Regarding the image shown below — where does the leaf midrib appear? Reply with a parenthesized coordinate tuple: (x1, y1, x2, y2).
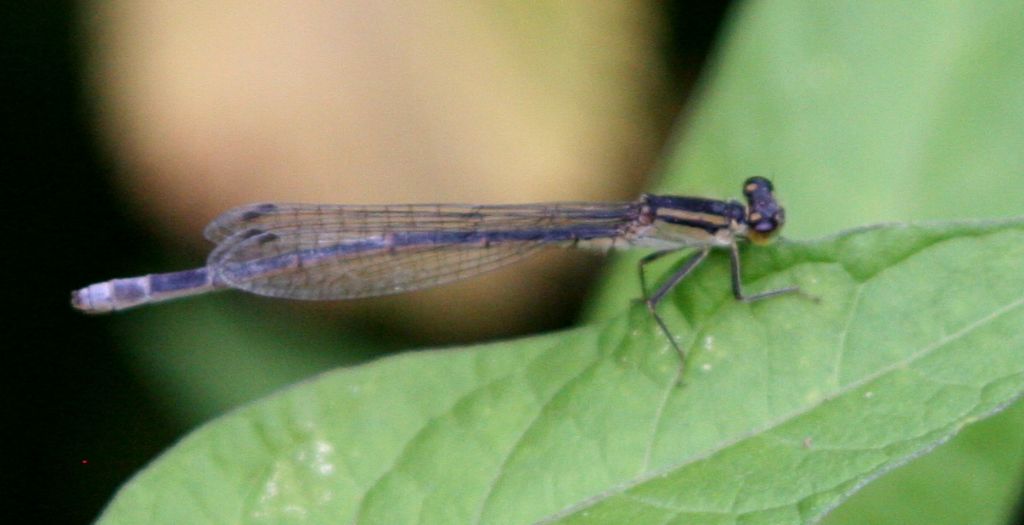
(534, 290, 1024, 523)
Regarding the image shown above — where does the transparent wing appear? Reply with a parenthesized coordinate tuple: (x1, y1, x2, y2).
(204, 202, 635, 242)
(205, 202, 637, 300)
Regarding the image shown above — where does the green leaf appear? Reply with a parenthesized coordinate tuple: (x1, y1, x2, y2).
(823, 399, 1024, 525)
(97, 218, 1024, 524)
(588, 2, 1024, 523)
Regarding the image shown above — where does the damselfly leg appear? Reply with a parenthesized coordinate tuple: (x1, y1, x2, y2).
(728, 242, 799, 302)
(638, 242, 800, 373)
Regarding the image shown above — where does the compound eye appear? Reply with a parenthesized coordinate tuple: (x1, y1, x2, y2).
(743, 176, 774, 196)
(752, 218, 778, 233)
(747, 215, 781, 244)
(742, 178, 784, 244)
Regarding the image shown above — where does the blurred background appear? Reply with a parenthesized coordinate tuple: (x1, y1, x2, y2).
(8, 2, 729, 522)
(6, 2, 1024, 523)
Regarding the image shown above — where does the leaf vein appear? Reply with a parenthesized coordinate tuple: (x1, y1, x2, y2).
(537, 293, 1024, 522)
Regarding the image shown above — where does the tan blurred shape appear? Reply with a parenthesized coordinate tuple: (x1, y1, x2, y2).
(84, 1, 667, 340)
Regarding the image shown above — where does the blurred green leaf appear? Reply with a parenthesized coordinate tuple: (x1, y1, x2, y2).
(98, 218, 1024, 524)
(823, 398, 1024, 525)
(589, 2, 1024, 523)
(115, 297, 385, 424)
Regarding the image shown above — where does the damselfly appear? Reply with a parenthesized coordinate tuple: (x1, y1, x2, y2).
(72, 177, 798, 366)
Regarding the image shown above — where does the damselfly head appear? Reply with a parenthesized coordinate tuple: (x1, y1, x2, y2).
(742, 177, 785, 244)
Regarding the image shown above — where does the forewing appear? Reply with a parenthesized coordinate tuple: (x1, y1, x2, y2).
(205, 202, 635, 300)
(204, 202, 634, 243)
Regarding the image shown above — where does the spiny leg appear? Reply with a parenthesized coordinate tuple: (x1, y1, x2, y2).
(729, 241, 799, 302)
(641, 248, 710, 370)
